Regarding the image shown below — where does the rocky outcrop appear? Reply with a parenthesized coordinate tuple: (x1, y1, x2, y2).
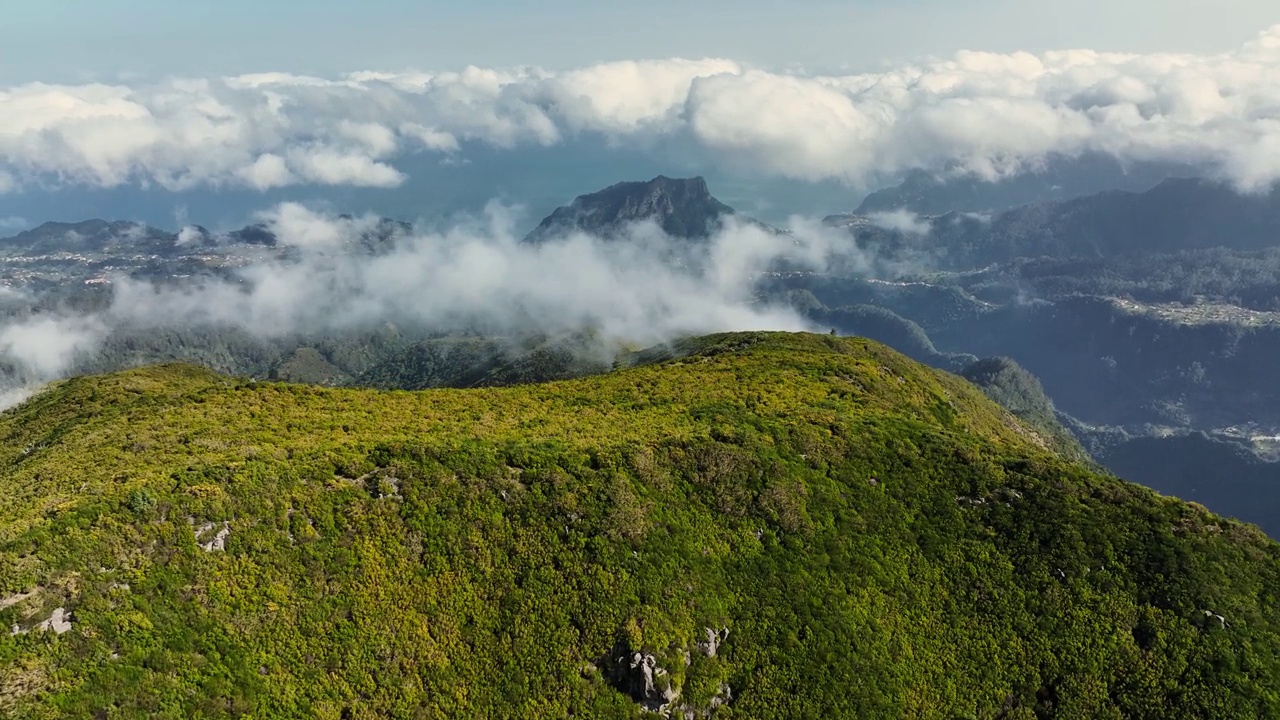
(523, 176, 776, 243)
(625, 652, 680, 714)
(194, 521, 231, 552)
(606, 626, 734, 718)
(10, 607, 71, 636)
(697, 627, 728, 658)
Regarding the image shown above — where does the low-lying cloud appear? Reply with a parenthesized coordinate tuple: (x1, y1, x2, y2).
(1, 26, 1279, 193)
(0, 315, 105, 381)
(105, 203, 831, 340)
(0, 203, 869, 403)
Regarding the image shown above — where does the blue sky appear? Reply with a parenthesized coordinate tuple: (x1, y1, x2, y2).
(1, 0, 1275, 82)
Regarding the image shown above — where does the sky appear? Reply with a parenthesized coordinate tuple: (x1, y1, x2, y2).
(0, 2, 1276, 230)
(1, 0, 1275, 82)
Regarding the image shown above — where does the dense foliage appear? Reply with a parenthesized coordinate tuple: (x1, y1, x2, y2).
(1100, 432, 1280, 537)
(959, 357, 1092, 465)
(2, 332, 1279, 719)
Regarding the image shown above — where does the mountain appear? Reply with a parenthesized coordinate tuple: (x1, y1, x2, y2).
(0, 220, 176, 257)
(959, 356, 1093, 465)
(854, 154, 1195, 216)
(0, 215, 414, 263)
(829, 178, 1280, 270)
(3, 332, 1280, 718)
(969, 178, 1280, 262)
(523, 175, 763, 243)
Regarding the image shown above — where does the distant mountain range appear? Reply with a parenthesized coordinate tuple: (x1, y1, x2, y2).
(855, 154, 1198, 216)
(828, 177, 1280, 269)
(0, 216, 417, 260)
(1, 175, 762, 261)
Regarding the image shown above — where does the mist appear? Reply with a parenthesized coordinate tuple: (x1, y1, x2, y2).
(0, 201, 872, 407)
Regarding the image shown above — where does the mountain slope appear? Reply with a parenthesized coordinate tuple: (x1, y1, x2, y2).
(960, 356, 1093, 465)
(356, 334, 613, 390)
(854, 155, 1192, 216)
(2, 332, 1279, 719)
(973, 178, 1280, 262)
(830, 178, 1280, 270)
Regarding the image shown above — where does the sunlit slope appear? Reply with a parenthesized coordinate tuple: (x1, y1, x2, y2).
(1, 332, 1278, 719)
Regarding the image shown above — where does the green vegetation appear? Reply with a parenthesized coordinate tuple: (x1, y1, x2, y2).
(357, 333, 613, 390)
(1, 332, 1279, 719)
(960, 357, 1093, 465)
(808, 303, 977, 371)
(270, 348, 352, 387)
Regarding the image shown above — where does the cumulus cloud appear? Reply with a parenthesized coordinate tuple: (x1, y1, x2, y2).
(1, 27, 1279, 192)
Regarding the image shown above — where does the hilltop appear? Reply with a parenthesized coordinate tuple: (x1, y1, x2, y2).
(2, 332, 1279, 718)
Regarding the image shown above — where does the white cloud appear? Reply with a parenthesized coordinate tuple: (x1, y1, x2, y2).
(175, 225, 204, 246)
(98, 204, 851, 346)
(0, 26, 1278, 192)
(867, 210, 932, 235)
(540, 58, 741, 134)
(0, 386, 35, 412)
(338, 121, 399, 158)
(284, 148, 406, 188)
(238, 154, 293, 190)
(0, 316, 105, 378)
(400, 123, 461, 153)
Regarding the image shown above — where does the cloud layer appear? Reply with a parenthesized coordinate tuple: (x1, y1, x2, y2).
(1, 26, 1279, 193)
(104, 203, 836, 341)
(0, 203, 873, 395)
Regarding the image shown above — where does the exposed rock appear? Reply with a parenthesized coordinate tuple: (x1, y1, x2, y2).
(697, 627, 729, 658)
(40, 607, 72, 634)
(1203, 610, 1230, 629)
(678, 683, 734, 719)
(622, 652, 679, 713)
(195, 521, 231, 552)
(523, 175, 780, 244)
(607, 629, 735, 718)
(11, 607, 72, 636)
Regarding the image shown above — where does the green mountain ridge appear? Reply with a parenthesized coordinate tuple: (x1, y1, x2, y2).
(1, 332, 1279, 719)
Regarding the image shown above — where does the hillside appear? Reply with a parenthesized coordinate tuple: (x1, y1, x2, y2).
(829, 178, 1280, 270)
(853, 155, 1189, 216)
(959, 357, 1093, 466)
(357, 334, 614, 390)
(2, 332, 1280, 719)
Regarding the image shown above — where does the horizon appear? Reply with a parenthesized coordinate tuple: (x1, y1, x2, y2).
(3, 1, 1276, 84)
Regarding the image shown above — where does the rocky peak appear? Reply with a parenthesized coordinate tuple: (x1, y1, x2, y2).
(523, 175, 741, 243)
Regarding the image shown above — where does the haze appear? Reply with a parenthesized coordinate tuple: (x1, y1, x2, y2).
(2, 0, 1276, 83)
